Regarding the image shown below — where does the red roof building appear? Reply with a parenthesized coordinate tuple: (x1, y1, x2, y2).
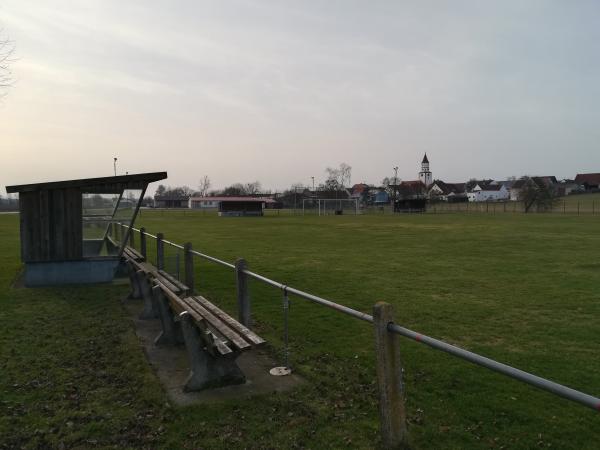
(574, 173, 600, 190)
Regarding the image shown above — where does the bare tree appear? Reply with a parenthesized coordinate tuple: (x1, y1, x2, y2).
(0, 30, 14, 98)
(178, 185, 195, 197)
(197, 175, 211, 197)
(518, 176, 559, 213)
(339, 163, 352, 189)
(244, 181, 262, 195)
(325, 167, 341, 190)
(325, 163, 352, 189)
(325, 163, 352, 209)
(221, 183, 246, 196)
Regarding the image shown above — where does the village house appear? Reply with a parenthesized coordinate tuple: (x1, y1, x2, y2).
(467, 183, 510, 202)
(189, 196, 276, 216)
(153, 193, 190, 208)
(557, 179, 580, 196)
(189, 196, 276, 210)
(428, 180, 467, 202)
(574, 173, 600, 192)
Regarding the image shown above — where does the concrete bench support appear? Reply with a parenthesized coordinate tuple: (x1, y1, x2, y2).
(154, 286, 184, 346)
(179, 312, 246, 392)
(138, 271, 158, 319)
(127, 264, 142, 299)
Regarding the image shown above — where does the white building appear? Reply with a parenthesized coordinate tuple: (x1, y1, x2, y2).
(467, 183, 509, 202)
(189, 196, 277, 209)
(418, 153, 433, 187)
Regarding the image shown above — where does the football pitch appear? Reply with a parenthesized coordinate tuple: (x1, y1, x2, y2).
(1, 211, 599, 449)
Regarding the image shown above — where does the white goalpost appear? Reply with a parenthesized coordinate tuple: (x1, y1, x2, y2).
(302, 198, 360, 216)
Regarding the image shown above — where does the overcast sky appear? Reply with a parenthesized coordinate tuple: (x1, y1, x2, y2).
(1, 1, 599, 193)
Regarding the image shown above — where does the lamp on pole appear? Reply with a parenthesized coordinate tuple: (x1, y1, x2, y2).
(393, 166, 399, 211)
(113, 157, 118, 176)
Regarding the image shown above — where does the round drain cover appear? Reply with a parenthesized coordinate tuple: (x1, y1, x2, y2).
(270, 366, 292, 376)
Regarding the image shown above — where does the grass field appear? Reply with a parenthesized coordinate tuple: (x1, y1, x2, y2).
(1, 211, 599, 449)
(422, 193, 600, 214)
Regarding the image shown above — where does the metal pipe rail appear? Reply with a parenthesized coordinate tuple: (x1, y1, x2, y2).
(122, 224, 600, 412)
(162, 239, 184, 250)
(387, 323, 600, 412)
(189, 249, 236, 269)
(245, 269, 599, 411)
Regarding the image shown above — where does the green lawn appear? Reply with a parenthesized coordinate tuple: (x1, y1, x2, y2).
(1, 211, 599, 449)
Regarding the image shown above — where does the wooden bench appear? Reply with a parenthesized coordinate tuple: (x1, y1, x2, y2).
(154, 282, 266, 391)
(121, 245, 145, 298)
(123, 245, 144, 262)
(122, 253, 189, 320)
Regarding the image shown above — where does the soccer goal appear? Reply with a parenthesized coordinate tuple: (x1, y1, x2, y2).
(302, 198, 359, 216)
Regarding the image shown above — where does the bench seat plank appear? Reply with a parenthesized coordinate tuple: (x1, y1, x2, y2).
(158, 270, 189, 293)
(124, 245, 144, 261)
(193, 296, 265, 347)
(153, 272, 183, 295)
(181, 297, 251, 352)
(128, 259, 182, 293)
(181, 307, 233, 356)
(155, 282, 233, 356)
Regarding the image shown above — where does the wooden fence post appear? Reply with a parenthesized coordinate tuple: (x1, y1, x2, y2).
(184, 242, 195, 292)
(140, 227, 147, 259)
(235, 258, 251, 327)
(373, 302, 408, 449)
(157, 233, 164, 270)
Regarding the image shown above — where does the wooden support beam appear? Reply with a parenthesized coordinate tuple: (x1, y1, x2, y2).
(373, 302, 408, 449)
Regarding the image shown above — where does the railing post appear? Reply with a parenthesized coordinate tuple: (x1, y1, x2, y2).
(235, 258, 251, 327)
(184, 242, 195, 292)
(129, 226, 135, 248)
(140, 227, 147, 259)
(156, 233, 165, 270)
(373, 302, 408, 449)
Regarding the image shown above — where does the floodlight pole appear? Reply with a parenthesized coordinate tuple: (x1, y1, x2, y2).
(393, 166, 398, 211)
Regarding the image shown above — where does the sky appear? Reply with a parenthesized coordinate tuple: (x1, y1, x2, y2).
(1, 0, 599, 194)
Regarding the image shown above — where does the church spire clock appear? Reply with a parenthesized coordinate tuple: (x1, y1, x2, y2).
(419, 153, 432, 186)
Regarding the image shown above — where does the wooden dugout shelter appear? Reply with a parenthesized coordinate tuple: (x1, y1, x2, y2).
(6, 172, 167, 287)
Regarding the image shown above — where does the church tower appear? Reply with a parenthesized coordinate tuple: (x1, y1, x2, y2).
(419, 153, 432, 187)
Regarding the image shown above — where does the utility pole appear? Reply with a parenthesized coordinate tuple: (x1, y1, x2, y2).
(393, 166, 398, 212)
(294, 186, 297, 214)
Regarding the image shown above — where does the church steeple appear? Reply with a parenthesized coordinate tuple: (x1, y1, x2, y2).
(419, 153, 432, 186)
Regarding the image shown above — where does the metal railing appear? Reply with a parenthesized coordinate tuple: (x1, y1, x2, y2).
(118, 223, 599, 446)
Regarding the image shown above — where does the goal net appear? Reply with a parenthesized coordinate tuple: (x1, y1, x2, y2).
(302, 198, 360, 216)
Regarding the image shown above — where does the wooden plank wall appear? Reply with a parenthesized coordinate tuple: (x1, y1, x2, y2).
(20, 188, 83, 262)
